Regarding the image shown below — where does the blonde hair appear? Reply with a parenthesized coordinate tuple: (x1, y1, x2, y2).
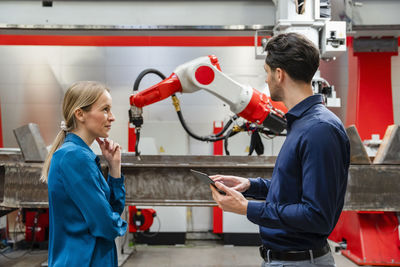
(40, 81, 109, 183)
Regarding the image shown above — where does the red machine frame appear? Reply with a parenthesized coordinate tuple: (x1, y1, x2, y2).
(329, 36, 400, 266)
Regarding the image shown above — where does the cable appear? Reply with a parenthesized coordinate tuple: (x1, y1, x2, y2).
(135, 128, 141, 157)
(249, 131, 264, 156)
(224, 129, 233, 155)
(138, 216, 161, 238)
(214, 115, 239, 137)
(176, 109, 237, 142)
(133, 69, 166, 92)
(223, 128, 240, 155)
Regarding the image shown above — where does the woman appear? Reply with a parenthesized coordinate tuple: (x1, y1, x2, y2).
(41, 81, 127, 267)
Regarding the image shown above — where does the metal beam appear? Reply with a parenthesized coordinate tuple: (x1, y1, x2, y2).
(1, 155, 400, 210)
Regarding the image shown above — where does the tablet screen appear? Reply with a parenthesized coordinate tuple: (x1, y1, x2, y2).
(190, 169, 214, 185)
(190, 169, 226, 195)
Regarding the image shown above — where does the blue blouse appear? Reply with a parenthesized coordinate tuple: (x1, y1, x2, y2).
(48, 133, 127, 267)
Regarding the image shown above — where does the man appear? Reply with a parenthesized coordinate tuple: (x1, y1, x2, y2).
(210, 32, 350, 267)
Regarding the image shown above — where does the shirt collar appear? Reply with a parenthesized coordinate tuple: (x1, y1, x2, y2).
(286, 94, 323, 124)
(64, 133, 102, 171)
(64, 133, 96, 159)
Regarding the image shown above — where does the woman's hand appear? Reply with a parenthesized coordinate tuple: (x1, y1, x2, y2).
(96, 138, 121, 178)
(209, 175, 250, 192)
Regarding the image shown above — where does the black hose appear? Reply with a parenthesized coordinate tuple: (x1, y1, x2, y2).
(223, 129, 240, 155)
(135, 128, 141, 157)
(133, 69, 166, 92)
(176, 110, 235, 142)
(249, 131, 264, 156)
(224, 129, 232, 155)
(214, 115, 238, 137)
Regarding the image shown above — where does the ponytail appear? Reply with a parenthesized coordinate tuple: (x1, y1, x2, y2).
(40, 130, 67, 183)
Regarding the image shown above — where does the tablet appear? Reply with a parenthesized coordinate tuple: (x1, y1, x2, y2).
(190, 169, 226, 195)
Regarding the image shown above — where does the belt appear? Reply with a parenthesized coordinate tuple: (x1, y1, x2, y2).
(259, 243, 331, 262)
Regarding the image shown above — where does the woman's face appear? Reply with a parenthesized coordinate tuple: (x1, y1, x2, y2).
(82, 91, 115, 139)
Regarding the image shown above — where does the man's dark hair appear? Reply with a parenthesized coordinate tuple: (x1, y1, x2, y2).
(265, 32, 320, 83)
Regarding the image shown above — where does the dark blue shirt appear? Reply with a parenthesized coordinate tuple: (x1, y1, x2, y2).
(245, 94, 350, 251)
(48, 133, 127, 267)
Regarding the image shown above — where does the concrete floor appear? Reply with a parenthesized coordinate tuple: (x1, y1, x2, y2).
(0, 241, 366, 267)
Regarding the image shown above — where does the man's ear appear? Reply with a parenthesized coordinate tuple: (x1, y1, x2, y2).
(275, 67, 284, 83)
(74, 108, 85, 123)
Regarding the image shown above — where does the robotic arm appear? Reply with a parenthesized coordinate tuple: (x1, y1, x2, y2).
(129, 55, 287, 134)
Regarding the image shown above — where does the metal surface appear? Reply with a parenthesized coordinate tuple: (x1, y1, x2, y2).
(345, 125, 371, 164)
(0, 24, 273, 31)
(374, 125, 400, 164)
(1, 154, 400, 210)
(353, 38, 398, 53)
(121, 155, 275, 206)
(0, 154, 277, 208)
(344, 165, 400, 211)
(0, 162, 47, 208)
(13, 123, 48, 162)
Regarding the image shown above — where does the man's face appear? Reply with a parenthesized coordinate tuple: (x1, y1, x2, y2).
(264, 64, 283, 102)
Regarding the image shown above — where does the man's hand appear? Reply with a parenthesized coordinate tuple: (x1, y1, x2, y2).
(211, 182, 248, 215)
(209, 175, 250, 192)
(96, 138, 121, 178)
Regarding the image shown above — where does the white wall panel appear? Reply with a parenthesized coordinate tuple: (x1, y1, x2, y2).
(223, 212, 258, 233)
(0, 46, 61, 66)
(190, 207, 213, 232)
(1, 103, 61, 148)
(106, 47, 151, 66)
(0, 65, 59, 86)
(61, 47, 106, 67)
(106, 85, 132, 107)
(137, 206, 187, 232)
(106, 66, 144, 87)
(60, 66, 106, 85)
(0, 1, 275, 26)
(143, 104, 182, 122)
(139, 121, 189, 155)
(348, 0, 400, 26)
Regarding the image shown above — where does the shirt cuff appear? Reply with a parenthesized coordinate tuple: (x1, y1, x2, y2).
(246, 200, 263, 226)
(108, 174, 125, 184)
(243, 178, 261, 197)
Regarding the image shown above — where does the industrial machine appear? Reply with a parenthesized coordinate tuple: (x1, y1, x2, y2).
(129, 206, 157, 233)
(126, 0, 348, 250)
(129, 55, 288, 156)
(255, 0, 345, 107)
(24, 208, 48, 245)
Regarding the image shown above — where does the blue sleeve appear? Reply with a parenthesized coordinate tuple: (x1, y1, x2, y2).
(243, 178, 271, 200)
(247, 123, 347, 234)
(61, 151, 127, 241)
(107, 174, 126, 215)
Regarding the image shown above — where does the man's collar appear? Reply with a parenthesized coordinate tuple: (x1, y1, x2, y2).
(285, 94, 323, 123)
